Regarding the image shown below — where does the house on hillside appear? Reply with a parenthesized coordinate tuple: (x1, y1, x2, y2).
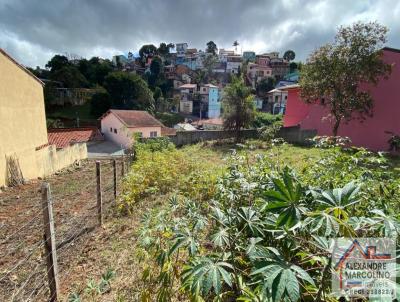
(282, 47, 400, 151)
(266, 88, 288, 114)
(199, 84, 221, 118)
(243, 51, 256, 62)
(226, 55, 243, 74)
(100, 110, 175, 148)
(179, 84, 197, 114)
(247, 62, 273, 88)
(0, 49, 87, 187)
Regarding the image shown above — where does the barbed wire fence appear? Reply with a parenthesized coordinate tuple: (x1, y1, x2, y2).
(0, 155, 133, 301)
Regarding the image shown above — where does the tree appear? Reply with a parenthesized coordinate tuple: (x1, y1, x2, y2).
(150, 56, 163, 77)
(45, 55, 70, 72)
(299, 21, 392, 136)
(283, 50, 296, 61)
(103, 71, 154, 111)
(233, 40, 239, 52)
(158, 43, 174, 56)
(203, 54, 218, 78)
(139, 44, 158, 63)
(206, 41, 218, 55)
(289, 62, 298, 73)
(222, 76, 256, 141)
(90, 91, 112, 117)
(256, 77, 275, 95)
(50, 65, 88, 88)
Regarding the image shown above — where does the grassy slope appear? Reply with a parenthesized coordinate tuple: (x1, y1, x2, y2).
(61, 142, 399, 301)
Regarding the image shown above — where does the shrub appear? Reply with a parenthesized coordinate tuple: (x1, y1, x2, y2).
(251, 112, 282, 128)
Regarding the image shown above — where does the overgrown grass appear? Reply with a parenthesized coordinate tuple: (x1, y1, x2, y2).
(68, 140, 400, 301)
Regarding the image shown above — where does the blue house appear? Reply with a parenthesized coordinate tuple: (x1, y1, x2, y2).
(199, 84, 220, 118)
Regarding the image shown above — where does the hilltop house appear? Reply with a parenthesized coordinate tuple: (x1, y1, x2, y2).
(179, 83, 197, 114)
(226, 55, 243, 74)
(0, 49, 87, 187)
(99, 110, 175, 148)
(282, 47, 400, 151)
(243, 51, 256, 62)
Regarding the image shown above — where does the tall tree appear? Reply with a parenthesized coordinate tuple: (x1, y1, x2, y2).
(233, 40, 239, 52)
(222, 76, 256, 141)
(45, 55, 70, 72)
(139, 44, 158, 63)
(206, 41, 218, 55)
(299, 21, 392, 136)
(103, 71, 154, 111)
(283, 50, 296, 61)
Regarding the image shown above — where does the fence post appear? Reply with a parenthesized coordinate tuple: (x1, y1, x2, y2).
(96, 161, 103, 226)
(41, 182, 59, 302)
(113, 159, 117, 201)
(121, 156, 125, 177)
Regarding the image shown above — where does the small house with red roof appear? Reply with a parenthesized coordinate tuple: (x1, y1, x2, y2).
(99, 110, 175, 148)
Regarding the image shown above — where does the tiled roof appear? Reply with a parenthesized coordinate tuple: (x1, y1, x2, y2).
(101, 109, 164, 128)
(48, 127, 103, 148)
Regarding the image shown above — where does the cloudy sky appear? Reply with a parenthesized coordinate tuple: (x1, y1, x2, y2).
(1, 0, 399, 68)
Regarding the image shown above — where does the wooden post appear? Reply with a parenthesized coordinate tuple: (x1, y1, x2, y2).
(121, 156, 125, 177)
(113, 159, 117, 200)
(96, 161, 103, 226)
(41, 183, 59, 302)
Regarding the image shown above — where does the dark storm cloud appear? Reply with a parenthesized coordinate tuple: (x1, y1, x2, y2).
(0, 0, 399, 67)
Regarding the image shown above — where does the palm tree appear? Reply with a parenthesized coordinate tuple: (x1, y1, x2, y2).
(233, 40, 239, 53)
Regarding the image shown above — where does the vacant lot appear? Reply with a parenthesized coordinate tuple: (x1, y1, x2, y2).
(0, 159, 121, 301)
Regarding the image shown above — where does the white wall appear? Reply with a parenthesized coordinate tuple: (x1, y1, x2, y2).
(101, 113, 131, 148)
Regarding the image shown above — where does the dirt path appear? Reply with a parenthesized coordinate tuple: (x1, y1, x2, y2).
(0, 159, 120, 301)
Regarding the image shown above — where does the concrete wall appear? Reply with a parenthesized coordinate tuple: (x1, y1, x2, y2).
(169, 129, 259, 146)
(36, 143, 87, 177)
(0, 50, 47, 186)
(277, 126, 317, 145)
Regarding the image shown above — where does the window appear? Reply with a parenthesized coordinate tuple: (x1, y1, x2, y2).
(114, 129, 117, 134)
(110, 127, 113, 132)
(150, 131, 158, 138)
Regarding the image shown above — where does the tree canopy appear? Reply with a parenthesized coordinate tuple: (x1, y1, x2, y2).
(206, 41, 218, 55)
(139, 44, 158, 62)
(222, 76, 256, 141)
(283, 50, 296, 61)
(103, 71, 155, 111)
(299, 21, 392, 136)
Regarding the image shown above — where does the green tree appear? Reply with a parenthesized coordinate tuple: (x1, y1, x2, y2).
(139, 44, 158, 63)
(203, 54, 218, 78)
(103, 72, 154, 111)
(45, 55, 70, 72)
(158, 42, 174, 56)
(90, 91, 112, 117)
(299, 21, 392, 136)
(283, 50, 296, 61)
(206, 41, 218, 55)
(50, 65, 88, 88)
(150, 56, 163, 77)
(256, 77, 275, 95)
(222, 76, 256, 141)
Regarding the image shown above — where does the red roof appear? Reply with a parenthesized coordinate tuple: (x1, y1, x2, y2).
(48, 127, 103, 148)
(100, 110, 164, 128)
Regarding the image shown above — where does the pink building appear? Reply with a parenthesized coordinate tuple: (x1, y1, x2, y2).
(283, 47, 400, 151)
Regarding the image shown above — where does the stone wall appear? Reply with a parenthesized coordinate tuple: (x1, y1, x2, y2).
(169, 129, 259, 146)
(277, 126, 317, 145)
